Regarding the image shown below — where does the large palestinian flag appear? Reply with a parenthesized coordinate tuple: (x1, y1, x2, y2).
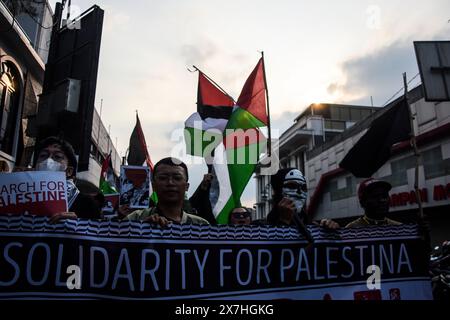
(212, 58, 268, 223)
(184, 72, 235, 159)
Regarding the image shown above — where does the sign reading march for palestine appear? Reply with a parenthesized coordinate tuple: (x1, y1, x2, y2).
(0, 172, 68, 216)
(0, 216, 433, 300)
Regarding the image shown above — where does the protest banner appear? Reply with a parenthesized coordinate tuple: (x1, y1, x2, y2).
(0, 215, 432, 300)
(119, 166, 150, 209)
(0, 172, 68, 216)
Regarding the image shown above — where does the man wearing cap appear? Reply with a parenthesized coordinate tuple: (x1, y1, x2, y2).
(346, 178, 401, 228)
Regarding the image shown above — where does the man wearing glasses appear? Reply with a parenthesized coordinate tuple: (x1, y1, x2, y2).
(33, 136, 103, 222)
(126, 157, 209, 226)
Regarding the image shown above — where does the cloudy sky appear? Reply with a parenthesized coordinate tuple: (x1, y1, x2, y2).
(49, 0, 449, 206)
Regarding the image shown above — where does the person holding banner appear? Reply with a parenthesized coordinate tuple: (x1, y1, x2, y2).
(33, 137, 103, 223)
(126, 157, 209, 226)
(73, 179, 105, 220)
(346, 178, 402, 228)
(267, 168, 339, 230)
(229, 207, 253, 225)
(0, 160, 9, 172)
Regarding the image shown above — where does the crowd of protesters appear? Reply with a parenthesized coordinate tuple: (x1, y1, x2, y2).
(0, 136, 427, 232)
(3, 136, 446, 296)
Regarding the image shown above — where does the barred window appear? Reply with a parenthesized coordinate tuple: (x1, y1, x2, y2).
(0, 62, 20, 156)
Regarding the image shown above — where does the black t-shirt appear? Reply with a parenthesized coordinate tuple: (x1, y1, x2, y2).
(70, 193, 103, 219)
(189, 185, 217, 225)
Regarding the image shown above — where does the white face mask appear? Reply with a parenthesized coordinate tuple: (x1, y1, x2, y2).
(36, 158, 67, 172)
(282, 187, 308, 214)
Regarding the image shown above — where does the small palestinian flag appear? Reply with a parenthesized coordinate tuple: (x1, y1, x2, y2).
(99, 153, 118, 195)
(184, 72, 235, 159)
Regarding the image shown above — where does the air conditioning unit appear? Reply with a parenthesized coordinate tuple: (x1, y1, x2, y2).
(35, 78, 81, 128)
(52, 78, 81, 113)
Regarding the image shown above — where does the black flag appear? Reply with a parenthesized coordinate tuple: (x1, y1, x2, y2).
(127, 114, 153, 168)
(339, 98, 411, 178)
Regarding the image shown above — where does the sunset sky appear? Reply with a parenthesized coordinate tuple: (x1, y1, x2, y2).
(49, 0, 450, 206)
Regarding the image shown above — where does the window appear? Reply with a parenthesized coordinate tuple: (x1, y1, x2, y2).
(259, 178, 264, 200)
(423, 147, 450, 179)
(309, 164, 315, 179)
(0, 62, 20, 156)
(329, 176, 356, 201)
(324, 119, 346, 130)
(381, 156, 416, 187)
(350, 108, 361, 121)
(330, 107, 339, 120)
(339, 108, 350, 121)
(296, 154, 304, 173)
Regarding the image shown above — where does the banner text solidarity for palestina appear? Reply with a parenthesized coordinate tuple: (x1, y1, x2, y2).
(0, 216, 433, 300)
(0, 172, 68, 216)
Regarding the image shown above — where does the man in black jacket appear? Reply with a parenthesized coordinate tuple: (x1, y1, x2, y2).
(267, 168, 339, 230)
(188, 173, 217, 224)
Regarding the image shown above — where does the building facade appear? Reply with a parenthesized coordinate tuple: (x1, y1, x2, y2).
(255, 84, 450, 246)
(0, 0, 52, 172)
(0, 1, 120, 185)
(78, 106, 121, 184)
(306, 85, 450, 246)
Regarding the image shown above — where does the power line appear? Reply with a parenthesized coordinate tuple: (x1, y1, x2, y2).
(382, 73, 420, 107)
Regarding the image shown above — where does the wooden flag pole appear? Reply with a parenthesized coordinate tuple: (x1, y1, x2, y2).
(403, 72, 424, 220)
(95, 98, 103, 161)
(403, 72, 432, 252)
(261, 52, 272, 157)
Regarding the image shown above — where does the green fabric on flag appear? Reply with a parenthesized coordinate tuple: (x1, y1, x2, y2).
(184, 126, 223, 157)
(216, 196, 238, 224)
(100, 179, 118, 195)
(150, 191, 158, 205)
(225, 107, 265, 130)
(214, 107, 266, 223)
(99, 153, 118, 195)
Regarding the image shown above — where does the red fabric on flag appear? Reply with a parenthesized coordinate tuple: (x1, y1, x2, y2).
(198, 72, 234, 107)
(236, 58, 268, 125)
(223, 128, 266, 149)
(100, 153, 111, 179)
